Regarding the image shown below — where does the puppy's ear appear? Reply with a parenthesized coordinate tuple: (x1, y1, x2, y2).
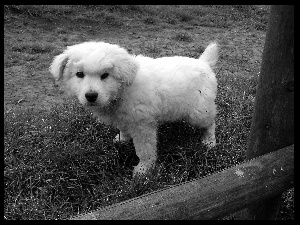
(49, 53, 69, 81)
(113, 56, 138, 86)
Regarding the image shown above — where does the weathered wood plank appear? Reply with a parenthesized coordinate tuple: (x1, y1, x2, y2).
(71, 145, 294, 220)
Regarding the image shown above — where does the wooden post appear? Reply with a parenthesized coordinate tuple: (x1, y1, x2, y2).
(242, 5, 294, 220)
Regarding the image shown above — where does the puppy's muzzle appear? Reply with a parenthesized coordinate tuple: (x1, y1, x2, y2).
(85, 92, 98, 103)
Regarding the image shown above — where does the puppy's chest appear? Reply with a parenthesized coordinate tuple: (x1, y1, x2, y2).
(92, 107, 131, 128)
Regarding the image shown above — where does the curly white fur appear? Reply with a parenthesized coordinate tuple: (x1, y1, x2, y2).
(50, 41, 218, 176)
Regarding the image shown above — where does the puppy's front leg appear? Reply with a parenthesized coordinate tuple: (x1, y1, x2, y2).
(131, 125, 157, 177)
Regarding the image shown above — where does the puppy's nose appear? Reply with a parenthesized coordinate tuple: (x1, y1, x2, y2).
(85, 92, 98, 102)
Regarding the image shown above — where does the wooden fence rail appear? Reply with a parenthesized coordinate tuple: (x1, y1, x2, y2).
(71, 144, 293, 220)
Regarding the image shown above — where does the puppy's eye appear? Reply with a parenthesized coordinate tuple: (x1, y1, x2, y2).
(76, 71, 85, 78)
(101, 72, 109, 80)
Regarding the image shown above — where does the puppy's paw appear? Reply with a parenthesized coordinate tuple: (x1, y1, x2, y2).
(201, 136, 216, 149)
(133, 163, 148, 176)
(133, 161, 155, 177)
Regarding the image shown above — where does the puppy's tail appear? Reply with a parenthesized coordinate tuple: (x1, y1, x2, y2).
(199, 42, 218, 67)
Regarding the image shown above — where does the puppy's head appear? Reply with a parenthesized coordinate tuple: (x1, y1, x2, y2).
(50, 42, 139, 110)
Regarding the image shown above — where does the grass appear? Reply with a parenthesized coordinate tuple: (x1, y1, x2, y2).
(4, 103, 129, 219)
(4, 5, 293, 220)
(173, 32, 194, 42)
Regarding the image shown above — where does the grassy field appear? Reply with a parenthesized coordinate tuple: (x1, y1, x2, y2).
(4, 5, 293, 220)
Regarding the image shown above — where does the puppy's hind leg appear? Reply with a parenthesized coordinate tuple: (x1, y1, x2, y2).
(201, 121, 216, 149)
(188, 108, 216, 149)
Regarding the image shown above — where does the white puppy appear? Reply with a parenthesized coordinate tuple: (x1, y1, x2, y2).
(50, 41, 218, 176)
